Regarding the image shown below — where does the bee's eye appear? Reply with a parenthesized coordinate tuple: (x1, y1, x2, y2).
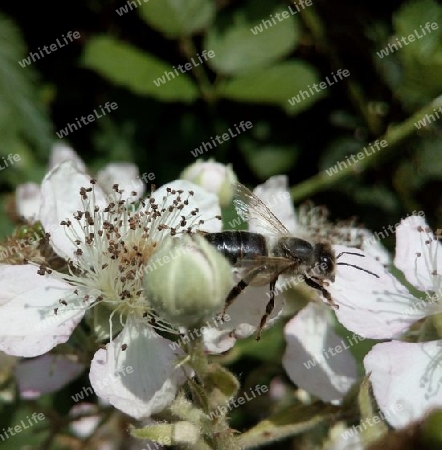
(321, 256, 333, 272)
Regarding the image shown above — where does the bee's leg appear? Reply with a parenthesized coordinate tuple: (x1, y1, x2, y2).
(304, 277, 338, 309)
(256, 278, 278, 341)
(221, 266, 265, 318)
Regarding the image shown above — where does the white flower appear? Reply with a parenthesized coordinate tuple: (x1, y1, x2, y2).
(323, 215, 442, 427)
(351, 216, 442, 428)
(0, 160, 221, 418)
(364, 340, 442, 429)
(16, 143, 146, 221)
(236, 175, 387, 402)
(326, 244, 427, 340)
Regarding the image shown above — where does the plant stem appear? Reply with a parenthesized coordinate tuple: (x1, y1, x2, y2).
(181, 37, 215, 103)
(290, 96, 442, 202)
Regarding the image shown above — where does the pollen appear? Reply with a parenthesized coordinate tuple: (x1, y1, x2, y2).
(38, 181, 209, 328)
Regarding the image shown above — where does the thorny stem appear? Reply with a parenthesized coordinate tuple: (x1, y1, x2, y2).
(189, 333, 210, 382)
(187, 334, 241, 450)
(290, 95, 442, 202)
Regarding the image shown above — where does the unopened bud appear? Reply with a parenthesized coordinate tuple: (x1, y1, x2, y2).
(144, 235, 232, 328)
(180, 160, 237, 207)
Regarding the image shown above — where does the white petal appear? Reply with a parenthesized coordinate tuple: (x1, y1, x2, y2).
(364, 340, 442, 428)
(0, 265, 83, 357)
(97, 163, 146, 201)
(16, 183, 41, 220)
(152, 180, 222, 234)
(40, 160, 108, 259)
(90, 317, 188, 419)
(359, 229, 391, 266)
(283, 303, 358, 403)
(49, 143, 86, 172)
(15, 354, 84, 399)
(203, 273, 284, 352)
(328, 245, 429, 339)
(251, 175, 297, 234)
(394, 216, 442, 291)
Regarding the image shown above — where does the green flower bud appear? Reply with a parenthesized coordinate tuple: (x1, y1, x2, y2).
(180, 159, 237, 207)
(144, 234, 232, 328)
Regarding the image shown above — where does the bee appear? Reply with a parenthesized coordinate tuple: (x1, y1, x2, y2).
(204, 182, 377, 340)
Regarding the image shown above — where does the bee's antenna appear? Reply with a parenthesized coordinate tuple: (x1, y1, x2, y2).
(336, 251, 365, 259)
(336, 262, 380, 278)
(335, 251, 379, 277)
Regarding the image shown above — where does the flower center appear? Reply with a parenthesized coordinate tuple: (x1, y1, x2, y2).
(38, 181, 215, 334)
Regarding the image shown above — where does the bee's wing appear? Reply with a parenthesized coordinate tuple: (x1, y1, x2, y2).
(233, 182, 290, 237)
(234, 256, 297, 287)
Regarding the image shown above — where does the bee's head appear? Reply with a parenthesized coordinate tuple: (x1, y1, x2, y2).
(314, 243, 336, 281)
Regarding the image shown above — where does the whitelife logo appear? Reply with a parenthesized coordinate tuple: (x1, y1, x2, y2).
(205, 385, 268, 420)
(71, 366, 133, 402)
(414, 105, 442, 129)
(0, 153, 21, 171)
(287, 69, 350, 106)
(341, 403, 403, 440)
(190, 121, 253, 158)
(153, 50, 215, 87)
(56, 102, 118, 138)
(168, 315, 231, 350)
(303, 333, 364, 369)
(325, 139, 388, 176)
(115, 0, 149, 16)
(250, 0, 313, 35)
(0, 413, 45, 442)
(18, 31, 80, 67)
(376, 22, 439, 59)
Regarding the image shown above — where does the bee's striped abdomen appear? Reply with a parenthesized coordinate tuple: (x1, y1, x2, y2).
(204, 231, 268, 265)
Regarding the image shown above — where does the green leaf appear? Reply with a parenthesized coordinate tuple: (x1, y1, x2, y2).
(390, 0, 442, 105)
(205, 6, 298, 75)
(205, 363, 240, 400)
(218, 61, 323, 113)
(81, 36, 199, 102)
(0, 13, 52, 158)
(394, 0, 442, 53)
(138, 0, 215, 37)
